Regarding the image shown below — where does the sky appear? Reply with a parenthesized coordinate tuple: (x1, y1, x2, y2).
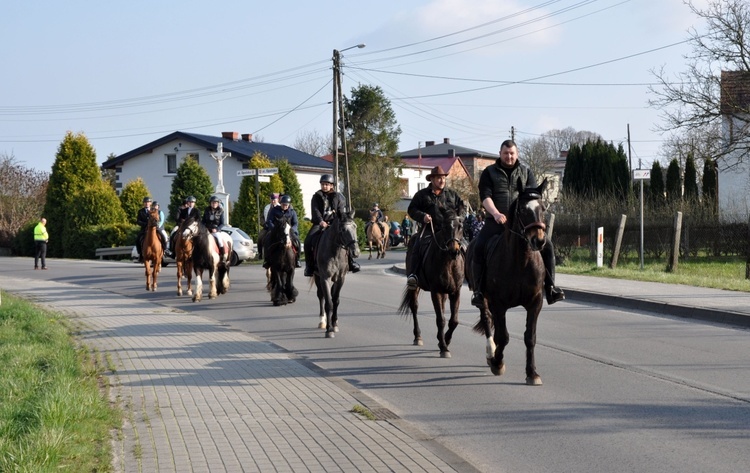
(1, 0, 710, 174)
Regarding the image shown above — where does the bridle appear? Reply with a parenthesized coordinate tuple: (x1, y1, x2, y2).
(422, 214, 463, 253)
(508, 192, 547, 244)
(333, 217, 358, 252)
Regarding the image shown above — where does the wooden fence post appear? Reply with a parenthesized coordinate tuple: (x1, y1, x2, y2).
(610, 214, 627, 269)
(667, 211, 682, 272)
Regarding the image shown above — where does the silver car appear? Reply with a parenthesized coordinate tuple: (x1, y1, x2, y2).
(132, 225, 256, 266)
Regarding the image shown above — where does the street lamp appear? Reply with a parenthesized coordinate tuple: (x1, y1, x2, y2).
(332, 43, 365, 209)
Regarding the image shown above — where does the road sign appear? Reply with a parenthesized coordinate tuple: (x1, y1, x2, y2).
(633, 169, 651, 180)
(237, 167, 278, 177)
(258, 175, 270, 182)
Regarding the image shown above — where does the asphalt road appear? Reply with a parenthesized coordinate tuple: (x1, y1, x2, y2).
(4, 251, 750, 473)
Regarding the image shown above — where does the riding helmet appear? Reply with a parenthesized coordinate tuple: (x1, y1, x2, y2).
(152, 201, 159, 207)
(143, 196, 152, 203)
(210, 195, 220, 203)
(279, 195, 292, 204)
(373, 203, 379, 207)
(319, 174, 335, 184)
(186, 196, 196, 203)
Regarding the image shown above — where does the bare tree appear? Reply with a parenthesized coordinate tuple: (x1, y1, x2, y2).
(518, 128, 603, 179)
(0, 152, 49, 246)
(649, 0, 750, 169)
(293, 130, 331, 157)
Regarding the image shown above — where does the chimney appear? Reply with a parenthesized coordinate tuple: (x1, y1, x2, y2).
(221, 131, 239, 141)
(448, 148, 456, 157)
(425, 140, 435, 147)
(443, 138, 450, 144)
(241, 133, 253, 142)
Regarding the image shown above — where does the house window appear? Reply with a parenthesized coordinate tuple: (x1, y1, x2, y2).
(166, 154, 177, 174)
(417, 182, 426, 191)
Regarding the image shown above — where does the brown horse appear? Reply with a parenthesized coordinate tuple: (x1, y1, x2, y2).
(398, 207, 465, 358)
(467, 178, 548, 385)
(366, 212, 387, 259)
(174, 217, 195, 297)
(142, 207, 163, 291)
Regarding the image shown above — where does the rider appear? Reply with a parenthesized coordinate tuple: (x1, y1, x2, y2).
(152, 201, 170, 256)
(469, 139, 565, 307)
(136, 197, 153, 262)
(303, 173, 361, 277)
(365, 202, 386, 239)
(202, 195, 227, 263)
(263, 194, 301, 269)
(169, 195, 199, 257)
(405, 165, 466, 289)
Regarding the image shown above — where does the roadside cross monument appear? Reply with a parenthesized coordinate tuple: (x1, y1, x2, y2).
(210, 142, 232, 194)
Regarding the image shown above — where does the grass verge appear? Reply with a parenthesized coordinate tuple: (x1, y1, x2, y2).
(0, 290, 120, 472)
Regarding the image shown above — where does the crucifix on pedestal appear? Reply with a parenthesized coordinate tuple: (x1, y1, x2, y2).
(210, 142, 232, 224)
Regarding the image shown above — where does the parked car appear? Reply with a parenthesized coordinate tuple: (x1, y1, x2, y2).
(132, 225, 256, 266)
(389, 221, 404, 247)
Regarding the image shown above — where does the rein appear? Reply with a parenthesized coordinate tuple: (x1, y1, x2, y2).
(425, 219, 462, 253)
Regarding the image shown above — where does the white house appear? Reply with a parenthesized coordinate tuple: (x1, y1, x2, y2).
(718, 71, 750, 220)
(102, 131, 332, 222)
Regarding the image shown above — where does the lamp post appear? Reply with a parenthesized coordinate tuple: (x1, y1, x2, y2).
(332, 43, 365, 209)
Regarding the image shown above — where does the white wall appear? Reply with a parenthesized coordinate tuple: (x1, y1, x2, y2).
(718, 116, 750, 221)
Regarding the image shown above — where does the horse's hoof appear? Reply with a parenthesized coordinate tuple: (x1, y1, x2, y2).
(440, 350, 451, 358)
(326, 331, 335, 338)
(318, 322, 326, 329)
(486, 358, 492, 367)
(289, 298, 296, 304)
(490, 362, 506, 376)
(526, 375, 543, 386)
(334, 326, 339, 333)
(273, 301, 281, 306)
(414, 338, 423, 346)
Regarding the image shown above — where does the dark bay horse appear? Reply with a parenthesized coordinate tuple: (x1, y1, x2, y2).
(142, 207, 163, 291)
(366, 212, 387, 259)
(398, 207, 465, 358)
(182, 219, 232, 302)
(311, 211, 360, 338)
(265, 214, 298, 306)
(467, 178, 548, 385)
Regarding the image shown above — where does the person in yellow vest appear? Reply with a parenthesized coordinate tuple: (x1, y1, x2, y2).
(33, 217, 49, 270)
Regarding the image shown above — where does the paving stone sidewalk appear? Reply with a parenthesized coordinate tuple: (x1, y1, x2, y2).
(3, 276, 478, 473)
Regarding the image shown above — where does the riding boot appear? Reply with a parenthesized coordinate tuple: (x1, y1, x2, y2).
(348, 253, 360, 273)
(137, 234, 144, 263)
(406, 237, 420, 289)
(470, 257, 485, 308)
(542, 243, 565, 305)
(303, 242, 314, 277)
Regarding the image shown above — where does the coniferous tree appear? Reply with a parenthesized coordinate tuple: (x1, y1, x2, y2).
(120, 177, 151, 224)
(649, 161, 666, 207)
(665, 158, 682, 203)
(276, 159, 305, 218)
(683, 153, 699, 202)
(63, 179, 126, 258)
(230, 153, 283, 238)
(702, 158, 718, 213)
(167, 156, 213, 222)
(44, 132, 102, 257)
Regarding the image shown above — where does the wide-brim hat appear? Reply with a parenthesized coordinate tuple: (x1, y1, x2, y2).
(425, 165, 448, 181)
(270, 193, 280, 199)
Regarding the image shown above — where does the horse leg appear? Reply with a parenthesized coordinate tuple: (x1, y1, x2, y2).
(431, 292, 450, 358)
(186, 262, 194, 296)
(444, 290, 461, 348)
(153, 259, 160, 291)
(323, 279, 335, 338)
(477, 302, 496, 367)
(208, 267, 218, 299)
(192, 269, 203, 302)
(315, 277, 326, 329)
(524, 307, 542, 386)
(490, 306, 509, 376)
(330, 280, 343, 334)
(286, 267, 298, 303)
(144, 261, 152, 291)
(410, 288, 422, 346)
(177, 261, 183, 296)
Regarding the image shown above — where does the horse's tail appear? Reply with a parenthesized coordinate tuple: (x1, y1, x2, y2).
(397, 286, 415, 318)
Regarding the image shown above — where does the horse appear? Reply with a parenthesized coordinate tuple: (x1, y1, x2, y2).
(174, 217, 195, 297)
(311, 211, 360, 338)
(182, 219, 232, 302)
(466, 178, 548, 385)
(398, 207, 465, 358)
(365, 212, 387, 259)
(141, 207, 163, 291)
(264, 214, 299, 306)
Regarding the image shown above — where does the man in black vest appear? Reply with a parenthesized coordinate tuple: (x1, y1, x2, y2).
(470, 139, 565, 307)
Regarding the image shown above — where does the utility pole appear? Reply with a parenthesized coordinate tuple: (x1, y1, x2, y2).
(332, 44, 365, 210)
(511, 126, 515, 141)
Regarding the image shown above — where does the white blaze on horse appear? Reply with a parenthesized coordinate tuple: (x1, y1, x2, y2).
(182, 220, 232, 302)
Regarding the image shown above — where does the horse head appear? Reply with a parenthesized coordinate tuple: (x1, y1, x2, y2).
(510, 178, 548, 251)
(272, 214, 293, 248)
(436, 207, 464, 257)
(181, 217, 200, 242)
(336, 210, 360, 258)
(147, 208, 160, 228)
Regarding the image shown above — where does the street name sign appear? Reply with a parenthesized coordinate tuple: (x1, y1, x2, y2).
(633, 169, 650, 180)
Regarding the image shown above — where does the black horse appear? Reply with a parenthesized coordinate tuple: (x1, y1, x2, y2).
(264, 213, 298, 306)
(311, 211, 360, 338)
(398, 207, 465, 358)
(466, 178, 548, 385)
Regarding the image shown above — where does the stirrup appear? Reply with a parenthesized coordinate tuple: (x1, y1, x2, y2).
(304, 266, 314, 277)
(349, 261, 360, 273)
(406, 274, 418, 289)
(471, 291, 484, 308)
(546, 286, 565, 305)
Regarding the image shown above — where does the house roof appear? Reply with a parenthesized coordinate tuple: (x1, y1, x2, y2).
(102, 131, 332, 170)
(400, 156, 472, 180)
(398, 139, 495, 159)
(720, 70, 750, 116)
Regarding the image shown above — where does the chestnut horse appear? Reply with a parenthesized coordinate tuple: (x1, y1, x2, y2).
(174, 217, 195, 297)
(466, 178, 548, 385)
(142, 207, 163, 291)
(398, 207, 465, 357)
(366, 212, 387, 259)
